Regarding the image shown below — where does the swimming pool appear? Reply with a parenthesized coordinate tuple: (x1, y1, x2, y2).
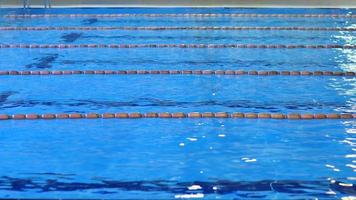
(0, 7, 355, 199)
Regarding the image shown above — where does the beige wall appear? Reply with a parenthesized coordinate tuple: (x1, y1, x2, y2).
(1, 0, 356, 8)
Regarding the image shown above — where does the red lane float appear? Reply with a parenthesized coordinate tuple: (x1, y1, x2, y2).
(0, 26, 355, 31)
(202, 112, 215, 118)
(0, 44, 354, 49)
(4, 14, 356, 18)
(0, 70, 354, 76)
(0, 113, 353, 120)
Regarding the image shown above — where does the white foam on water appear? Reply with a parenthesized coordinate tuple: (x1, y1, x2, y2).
(175, 193, 204, 199)
(188, 185, 202, 190)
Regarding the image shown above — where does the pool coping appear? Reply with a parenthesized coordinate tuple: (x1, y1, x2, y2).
(1, 0, 356, 8)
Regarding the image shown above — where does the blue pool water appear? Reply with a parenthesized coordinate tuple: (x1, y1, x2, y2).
(0, 8, 355, 199)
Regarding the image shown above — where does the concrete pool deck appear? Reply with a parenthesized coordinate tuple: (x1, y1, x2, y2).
(0, 0, 356, 8)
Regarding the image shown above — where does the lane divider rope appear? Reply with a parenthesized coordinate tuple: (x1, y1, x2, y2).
(0, 26, 355, 31)
(0, 113, 354, 120)
(0, 70, 355, 76)
(3, 14, 356, 18)
(0, 44, 354, 49)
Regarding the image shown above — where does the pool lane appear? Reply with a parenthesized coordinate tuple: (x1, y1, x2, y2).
(0, 48, 354, 71)
(0, 14, 354, 27)
(0, 29, 354, 45)
(0, 119, 354, 199)
(0, 75, 353, 114)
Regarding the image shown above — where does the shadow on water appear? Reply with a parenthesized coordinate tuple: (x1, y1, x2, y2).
(25, 54, 59, 69)
(81, 18, 98, 25)
(57, 58, 338, 69)
(0, 91, 16, 103)
(61, 33, 83, 43)
(0, 98, 350, 113)
(0, 175, 354, 198)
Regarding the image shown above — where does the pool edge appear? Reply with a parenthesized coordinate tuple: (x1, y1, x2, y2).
(1, 0, 356, 9)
